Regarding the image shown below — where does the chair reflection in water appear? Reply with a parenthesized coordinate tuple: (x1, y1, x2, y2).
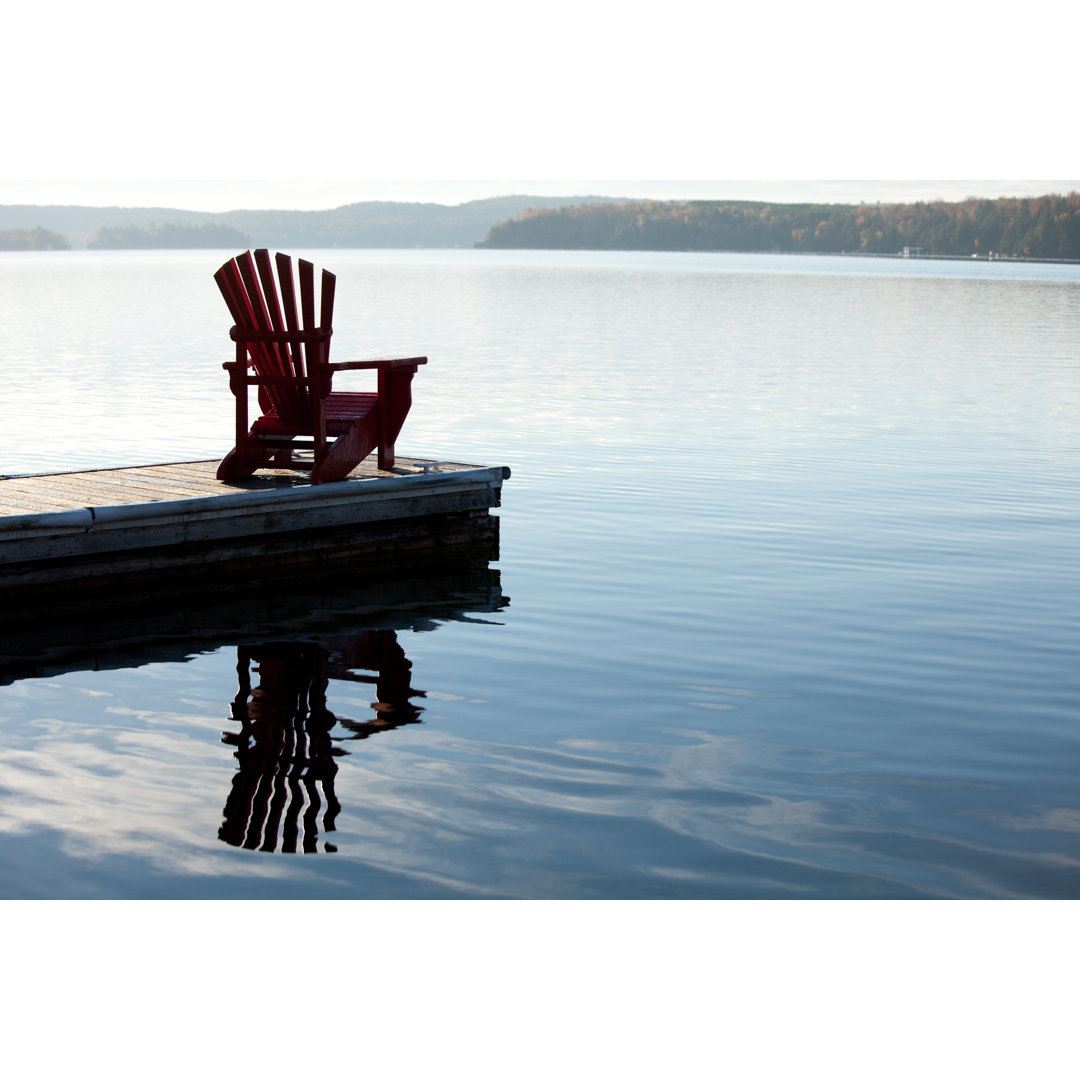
(219, 630, 425, 853)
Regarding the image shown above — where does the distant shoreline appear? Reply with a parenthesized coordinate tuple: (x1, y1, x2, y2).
(478, 246, 1080, 266)
(6, 193, 1080, 259)
(781, 250, 1080, 266)
(2, 246, 1079, 266)
(480, 194, 1080, 262)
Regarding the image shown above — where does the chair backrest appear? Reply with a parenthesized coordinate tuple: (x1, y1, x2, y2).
(215, 250, 336, 427)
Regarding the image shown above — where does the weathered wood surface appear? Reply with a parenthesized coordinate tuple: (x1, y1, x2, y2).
(0, 457, 510, 594)
(0, 456, 458, 517)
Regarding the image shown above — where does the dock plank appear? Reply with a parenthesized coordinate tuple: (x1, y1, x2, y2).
(1, 474, 213, 504)
(0, 457, 476, 518)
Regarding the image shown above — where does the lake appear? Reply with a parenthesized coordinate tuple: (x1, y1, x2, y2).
(0, 249, 1077, 898)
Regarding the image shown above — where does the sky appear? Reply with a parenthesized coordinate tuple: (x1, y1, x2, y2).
(4, 1, 1077, 212)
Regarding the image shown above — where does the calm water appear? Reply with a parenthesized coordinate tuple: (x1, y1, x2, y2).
(0, 249, 1077, 898)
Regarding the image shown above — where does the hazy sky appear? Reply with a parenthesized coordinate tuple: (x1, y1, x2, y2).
(5, 1, 1077, 212)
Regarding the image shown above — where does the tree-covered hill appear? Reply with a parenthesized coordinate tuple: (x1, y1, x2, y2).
(0, 227, 71, 250)
(0, 196, 621, 250)
(5, 194, 1078, 257)
(86, 223, 249, 249)
(481, 194, 1080, 260)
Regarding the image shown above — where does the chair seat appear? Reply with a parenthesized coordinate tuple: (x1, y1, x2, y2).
(250, 392, 379, 436)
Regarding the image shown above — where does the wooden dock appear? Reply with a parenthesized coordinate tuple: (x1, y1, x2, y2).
(0, 456, 509, 605)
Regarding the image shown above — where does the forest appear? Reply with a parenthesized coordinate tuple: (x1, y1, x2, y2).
(481, 194, 1080, 260)
(0, 196, 618, 250)
(86, 223, 249, 249)
(0, 227, 70, 250)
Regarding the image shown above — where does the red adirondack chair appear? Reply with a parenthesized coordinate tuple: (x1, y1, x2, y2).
(214, 250, 426, 484)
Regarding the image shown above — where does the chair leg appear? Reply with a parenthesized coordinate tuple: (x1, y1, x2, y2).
(310, 436, 362, 484)
(310, 418, 378, 484)
(377, 368, 414, 470)
(217, 445, 275, 481)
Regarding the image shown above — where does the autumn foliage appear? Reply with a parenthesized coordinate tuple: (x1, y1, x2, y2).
(482, 194, 1080, 259)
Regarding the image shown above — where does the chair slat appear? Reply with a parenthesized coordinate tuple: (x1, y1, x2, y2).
(320, 269, 336, 364)
(276, 251, 302, 344)
(233, 253, 282, 381)
(254, 249, 292, 375)
(240, 251, 309, 425)
(214, 262, 247, 328)
(299, 259, 316, 332)
(217, 255, 280, 420)
(297, 261, 320, 413)
(254, 250, 307, 425)
(234, 252, 271, 334)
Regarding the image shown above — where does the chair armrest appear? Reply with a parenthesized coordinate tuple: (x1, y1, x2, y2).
(328, 356, 428, 372)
